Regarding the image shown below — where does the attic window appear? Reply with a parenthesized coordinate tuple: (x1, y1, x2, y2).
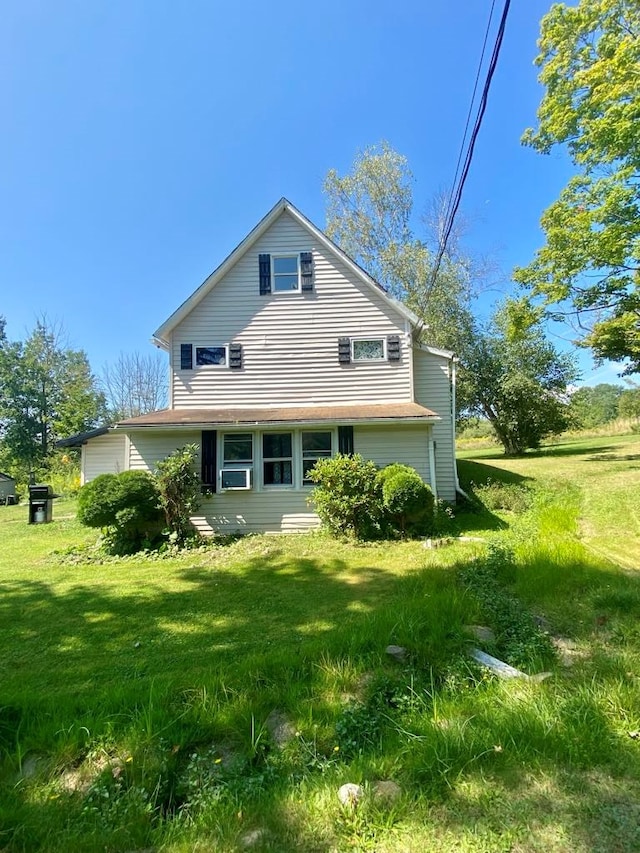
(352, 338, 386, 362)
(195, 346, 228, 366)
(272, 255, 300, 292)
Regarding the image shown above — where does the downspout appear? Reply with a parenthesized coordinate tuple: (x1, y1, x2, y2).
(428, 429, 438, 500)
(451, 357, 469, 499)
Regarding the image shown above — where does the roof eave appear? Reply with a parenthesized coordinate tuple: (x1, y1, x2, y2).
(115, 416, 441, 431)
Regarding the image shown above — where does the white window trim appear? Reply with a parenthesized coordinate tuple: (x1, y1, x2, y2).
(271, 253, 301, 294)
(194, 344, 229, 368)
(351, 336, 387, 362)
(262, 429, 295, 488)
(300, 428, 335, 486)
(216, 428, 337, 492)
(219, 432, 254, 492)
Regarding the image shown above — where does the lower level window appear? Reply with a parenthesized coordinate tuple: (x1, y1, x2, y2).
(263, 432, 293, 485)
(302, 431, 332, 484)
(221, 433, 253, 489)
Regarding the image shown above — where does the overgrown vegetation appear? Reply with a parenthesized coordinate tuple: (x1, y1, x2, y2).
(1, 435, 640, 851)
(155, 444, 201, 546)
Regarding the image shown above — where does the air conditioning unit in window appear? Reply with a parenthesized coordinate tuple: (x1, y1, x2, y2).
(220, 467, 252, 490)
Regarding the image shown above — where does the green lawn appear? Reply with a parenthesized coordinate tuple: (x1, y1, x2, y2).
(1, 435, 639, 852)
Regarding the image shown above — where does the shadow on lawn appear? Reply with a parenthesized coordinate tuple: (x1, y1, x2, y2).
(474, 440, 619, 462)
(3, 534, 640, 851)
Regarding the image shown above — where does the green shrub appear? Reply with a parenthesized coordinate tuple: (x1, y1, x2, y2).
(378, 463, 435, 536)
(155, 444, 201, 545)
(77, 471, 163, 554)
(307, 453, 384, 539)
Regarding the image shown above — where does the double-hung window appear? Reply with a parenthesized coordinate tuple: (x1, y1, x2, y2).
(263, 433, 293, 485)
(302, 431, 332, 484)
(221, 433, 253, 489)
(272, 255, 300, 292)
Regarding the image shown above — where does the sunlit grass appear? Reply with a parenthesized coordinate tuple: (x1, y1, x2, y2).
(1, 436, 640, 851)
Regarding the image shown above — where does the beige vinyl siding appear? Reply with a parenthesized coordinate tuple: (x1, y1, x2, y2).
(192, 493, 319, 535)
(82, 433, 128, 484)
(354, 424, 430, 482)
(127, 430, 201, 472)
(170, 211, 411, 408)
(413, 349, 457, 500)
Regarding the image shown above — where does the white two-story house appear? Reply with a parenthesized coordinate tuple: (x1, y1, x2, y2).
(70, 199, 460, 534)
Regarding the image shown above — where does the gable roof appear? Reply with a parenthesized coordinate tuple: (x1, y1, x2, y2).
(152, 198, 423, 348)
(0, 472, 15, 482)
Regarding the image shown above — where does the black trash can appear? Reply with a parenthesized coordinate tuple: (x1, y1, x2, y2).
(28, 484, 55, 524)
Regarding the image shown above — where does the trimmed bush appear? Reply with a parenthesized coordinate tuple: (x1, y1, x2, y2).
(77, 471, 163, 554)
(307, 453, 384, 539)
(378, 463, 434, 536)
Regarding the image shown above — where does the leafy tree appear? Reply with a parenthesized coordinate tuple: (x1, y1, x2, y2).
(515, 0, 640, 374)
(619, 384, 640, 419)
(324, 142, 480, 406)
(568, 383, 623, 429)
(101, 351, 168, 420)
(0, 316, 106, 475)
(465, 299, 577, 454)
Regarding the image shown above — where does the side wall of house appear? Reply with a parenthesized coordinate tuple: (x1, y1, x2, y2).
(169, 211, 412, 408)
(412, 349, 457, 501)
(124, 423, 431, 534)
(82, 434, 128, 484)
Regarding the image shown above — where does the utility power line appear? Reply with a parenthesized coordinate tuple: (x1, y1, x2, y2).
(427, 0, 512, 296)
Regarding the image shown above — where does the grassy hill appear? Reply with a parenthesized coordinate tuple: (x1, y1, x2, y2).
(0, 435, 639, 852)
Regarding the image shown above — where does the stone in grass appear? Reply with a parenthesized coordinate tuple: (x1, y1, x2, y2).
(464, 625, 496, 644)
(338, 783, 364, 807)
(265, 709, 296, 749)
(423, 538, 453, 549)
(240, 828, 270, 848)
(386, 644, 407, 662)
(372, 780, 402, 804)
(18, 754, 46, 780)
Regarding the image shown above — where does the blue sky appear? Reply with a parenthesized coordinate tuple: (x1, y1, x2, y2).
(0, 0, 621, 386)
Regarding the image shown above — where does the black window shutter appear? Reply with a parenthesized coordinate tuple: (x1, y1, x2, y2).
(338, 426, 354, 456)
(259, 253, 271, 294)
(387, 335, 401, 361)
(300, 251, 313, 292)
(180, 344, 193, 370)
(201, 430, 217, 490)
(338, 337, 351, 364)
(229, 343, 243, 369)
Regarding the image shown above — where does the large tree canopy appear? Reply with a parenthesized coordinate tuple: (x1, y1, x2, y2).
(0, 317, 106, 475)
(465, 299, 577, 455)
(324, 144, 577, 454)
(515, 0, 640, 374)
(324, 142, 478, 360)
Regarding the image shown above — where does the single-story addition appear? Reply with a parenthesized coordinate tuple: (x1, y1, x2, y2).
(63, 198, 461, 534)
